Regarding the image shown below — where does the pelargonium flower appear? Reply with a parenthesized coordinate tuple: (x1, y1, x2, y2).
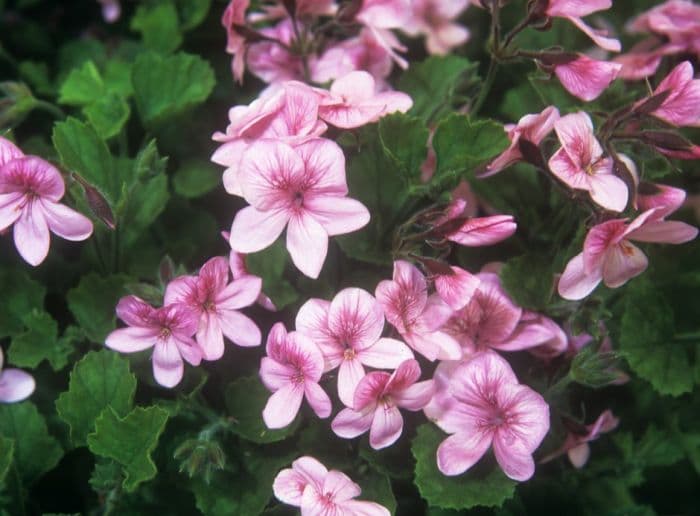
(106, 296, 202, 388)
(295, 288, 414, 407)
(273, 455, 390, 516)
(558, 208, 698, 300)
(221, 0, 250, 82)
(432, 264, 480, 311)
(0, 138, 93, 266)
(0, 348, 35, 403)
(332, 359, 434, 449)
(260, 323, 331, 429)
(247, 19, 306, 84)
(221, 231, 276, 311)
(646, 61, 700, 127)
(229, 139, 370, 278)
(375, 260, 461, 361)
(403, 0, 470, 55)
(432, 199, 517, 247)
(481, 106, 560, 177)
(544, 0, 621, 52)
(626, 0, 700, 54)
(514, 311, 568, 360)
(164, 256, 262, 361)
(552, 55, 622, 102)
(548, 112, 628, 212)
(317, 71, 412, 129)
(431, 351, 550, 481)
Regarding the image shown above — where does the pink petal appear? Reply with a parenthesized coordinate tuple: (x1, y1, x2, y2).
(152, 338, 185, 388)
(319, 102, 386, 129)
(451, 352, 519, 403)
(0, 369, 35, 403)
(497, 321, 560, 352)
(163, 275, 197, 305)
(627, 220, 698, 244)
(0, 136, 23, 167)
(332, 406, 375, 439)
(358, 337, 414, 369)
(568, 443, 591, 468)
(263, 383, 304, 429)
(554, 57, 621, 102)
(273, 468, 309, 506)
(304, 381, 332, 418)
(260, 357, 295, 391)
(601, 242, 648, 288)
(393, 380, 434, 411)
(328, 288, 384, 351)
(496, 385, 550, 452)
(176, 336, 202, 367)
(447, 215, 517, 246)
(492, 440, 536, 481)
(213, 140, 249, 197)
(338, 357, 366, 408)
(218, 310, 261, 348)
(353, 371, 390, 410)
(2, 156, 64, 201)
(265, 322, 288, 358)
(286, 212, 328, 279)
(288, 331, 326, 381)
(198, 256, 230, 293)
(328, 70, 376, 102)
(437, 431, 492, 476)
(303, 196, 370, 236)
(229, 206, 289, 253)
(548, 148, 592, 191)
(546, 0, 612, 18)
(106, 327, 158, 353)
(0, 192, 24, 231)
(40, 200, 93, 241)
(115, 295, 156, 326)
(565, 16, 621, 52)
(408, 330, 462, 361)
(322, 470, 362, 503)
(216, 275, 262, 310)
(558, 253, 603, 300)
(14, 203, 49, 266)
(293, 455, 328, 492)
(369, 403, 403, 449)
(434, 266, 480, 310)
(295, 298, 340, 370)
(553, 111, 601, 168)
(340, 500, 391, 516)
(196, 313, 224, 360)
(588, 173, 629, 212)
(294, 139, 348, 195)
(583, 218, 626, 272)
(384, 358, 422, 392)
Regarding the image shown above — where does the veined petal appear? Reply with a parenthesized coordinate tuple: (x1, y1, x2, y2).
(197, 313, 225, 361)
(338, 358, 366, 408)
(0, 136, 23, 167)
(340, 500, 391, 516)
(369, 403, 403, 449)
(40, 200, 93, 241)
(152, 338, 185, 388)
(216, 275, 262, 310)
(304, 381, 332, 418)
(328, 288, 384, 351)
(295, 138, 348, 195)
(286, 212, 328, 279)
(0, 191, 24, 231)
(393, 380, 434, 411)
(558, 253, 603, 300)
(358, 337, 414, 369)
(565, 16, 621, 52)
(627, 220, 698, 244)
(303, 196, 370, 236)
(332, 406, 374, 438)
(492, 440, 536, 481)
(106, 327, 159, 353)
(219, 310, 261, 348)
(601, 242, 648, 288)
(14, 202, 50, 266)
(437, 431, 492, 476)
(163, 275, 197, 305)
(229, 206, 288, 253)
(263, 383, 304, 429)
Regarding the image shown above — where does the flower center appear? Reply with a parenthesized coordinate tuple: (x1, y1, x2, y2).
(343, 348, 356, 361)
(620, 241, 635, 256)
(292, 369, 305, 384)
(158, 327, 172, 340)
(292, 191, 304, 208)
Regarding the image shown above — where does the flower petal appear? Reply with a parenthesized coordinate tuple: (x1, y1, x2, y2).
(216, 275, 262, 310)
(601, 242, 648, 288)
(558, 253, 603, 301)
(392, 380, 434, 411)
(196, 313, 225, 361)
(369, 403, 403, 449)
(229, 205, 288, 253)
(588, 173, 629, 212)
(262, 383, 304, 429)
(332, 406, 375, 439)
(358, 337, 414, 369)
(40, 200, 93, 241)
(492, 440, 536, 481)
(106, 327, 158, 353)
(152, 338, 185, 388)
(0, 192, 23, 231)
(328, 288, 384, 351)
(286, 212, 328, 279)
(218, 310, 261, 348)
(303, 196, 370, 236)
(0, 369, 35, 403)
(304, 381, 332, 419)
(338, 357, 366, 408)
(13, 202, 49, 266)
(437, 432, 492, 476)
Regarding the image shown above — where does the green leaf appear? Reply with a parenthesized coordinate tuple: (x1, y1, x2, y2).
(84, 92, 130, 140)
(378, 113, 429, 184)
(224, 376, 300, 444)
(8, 309, 73, 370)
(619, 281, 695, 396)
(412, 424, 516, 510)
(0, 269, 45, 339)
(58, 60, 105, 106)
(103, 59, 134, 98)
(52, 117, 118, 203)
(398, 56, 478, 121)
(122, 172, 170, 247)
(87, 406, 169, 492)
(173, 159, 221, 198)
(0, 402, 63, 483)
(356, 470, 397, 515)
(56, 350, 137, 446)
(18, 60, 54, 96)
(500, 254, 555, 310)
(130, 1, 182, 54)
(132, 52, 215, 127)
(0, 435, 14, 485)
(66, 273, 129, 344)
(176, 0, 212, 30)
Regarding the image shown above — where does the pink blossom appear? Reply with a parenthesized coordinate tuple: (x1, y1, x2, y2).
(0, 141, 93, 266)
(260, 323, 331, 428)
(0, 348, 35, 403)
(375, 260, 461, 361)
(510, 311, 568, 360)
(98, 0, 121, 23)
(106, 296, 202, 388)
(545, 0, 621, 52)
(646, 61, 700, 127)
(558, 208, 698, 300)
(273, 455, 390, 516)
(627, 0, 700, 54)
(613, 40, 666, 81)
(332, 359, 434, 449)
(553, 55, 621, 102)
(247, 19, 306, 84)
(317, 71, 413, 129)
(432, 199, 517, 246)
(221, 0, 250, 82)
(541, 410, 619, 468)
(481, 106, 560, 177)
(229, 139, 370, 278)
(548, 112, 628, 212)
(432, 351, 550, 480)
(356, 0, 411, 31)
(636, 182, 686, 218)
(163, 256, 261, 361)
(295, 288, 414, 407)
(432, 264, 480, 311)
(221, 231, 277, 311)
(403, 0, 470, 55)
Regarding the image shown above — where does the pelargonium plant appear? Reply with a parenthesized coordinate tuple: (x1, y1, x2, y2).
(0, 0, 698, 514)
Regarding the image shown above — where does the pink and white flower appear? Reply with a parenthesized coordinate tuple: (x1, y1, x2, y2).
(221, 0, 250, 82)
(544, 0, 621, 52)
(295, 288, 414, 407)
(0, 348, 35, 403)
(164, 256, 262, 361)
(432, 199, 517, 246)
(332, 359, 434, 449)
(229, 139, 370, 278)
(403, 0, 470, 55)
(548, 112, 628, 212)
(432, 264, 480, 311)
(106, 296, 202, 388)
(247, 19, 306, 84)
(646, 61, 700, 127)
(260, 323, 331, 429)
(432, 351, 550, 481)
(552, 55, 621, 102)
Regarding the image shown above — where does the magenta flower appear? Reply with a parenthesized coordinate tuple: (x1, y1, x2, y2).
(317, 71, 412, 129)
(375, 260, 461, 361)
(247, 19, 306, 84)
(106, 296, 202, 388)
(627, 0, 700, 52)
(544, 0, 621, 52)
(332, 359, 434, 449)
(481, 106, 560, 177)
(273, 455, 390, 516)
(647, 61, 700, 127)
(432, 199, 517, 247)
(432, 264, 480, 311)
(260, 323, 331, 429)
(221, 0, 250, 82)
(0, 139, 93, 266)
(229, 139, 370, 278)
(432, 352, 550, 481)
(553, 55, 621, 102)
(558, 208, 698, 300)
(295, 288, 414, 407)
(403, 0, 470, 55)
(548, 112, 628, 212)
(164, 256, 261, 361)
(0, 348, 35, 403)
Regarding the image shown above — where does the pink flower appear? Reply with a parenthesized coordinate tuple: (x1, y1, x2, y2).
(317, 71, 413, 129)
(295, 288, 414, 407)
(98, 0, 121, 23)
(481, 106, 560, 177)
(106, 296, 202, 388)
(432, 199, 517, 246)
(558, 208, 698, 300)
(636, 182, 686, 218)
(432, 264, 480, 311)
(403, 0, 470, 55)
(647, 61, 700, 127)
(544, 0, 621, 52)
(516, 312, 568, 360)
(627, 0, 700, 52)
(432, 351, 550, 481)
(221, 231, 277, 311)
(548, 112, 628, 212)
(260, 323, 331, 429)
(375, 260, 461, 361)
(0, 348, 35, 403)
(221, 0, 250, 82)
(356, 0, 411, 31)
(164, 256, 261, 361)
(332, 359, 434, 449)
(552, 55, 621, 102)
(273, 455, 390, 516)
(541, 410, 619, 468)
(229, 139, 370, 278)
(247, 19, 306, 84)
(0, 140, 93, 266)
